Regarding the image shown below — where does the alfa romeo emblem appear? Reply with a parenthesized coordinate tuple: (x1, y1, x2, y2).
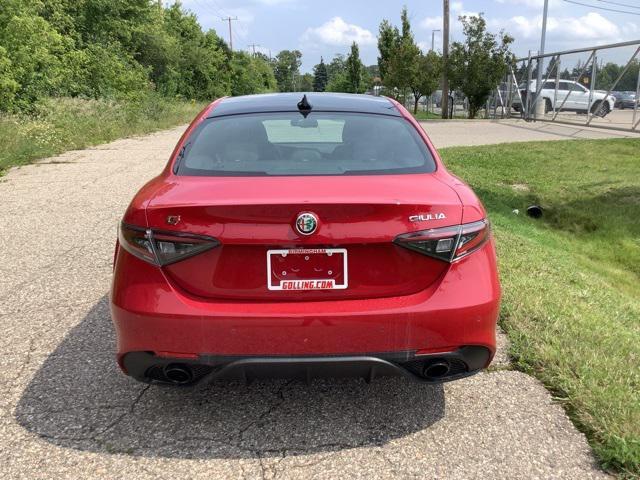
(295, 212, 318, 235)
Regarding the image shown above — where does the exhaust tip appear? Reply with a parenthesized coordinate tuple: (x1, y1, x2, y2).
(163, 363, 194, 384)
(423, 360, 450, 379)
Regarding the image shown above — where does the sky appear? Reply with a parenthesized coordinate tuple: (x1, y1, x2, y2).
(176, 0, 640, 72)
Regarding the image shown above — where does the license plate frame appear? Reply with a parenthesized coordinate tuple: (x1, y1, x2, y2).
(266, 248, 348, 291)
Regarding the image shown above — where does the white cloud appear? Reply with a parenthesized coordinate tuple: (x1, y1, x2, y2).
(622, 22, 640, 37)
(420, 16, 443, 30)
(420, 10, 635, 50)
(494, 0, 562, 8)
(420, 2, 480, 33)
(508, 16, 541, 38)
(506, 12, 626, 42)
(451, 1, 465, 12)
(254, 0, 294, 4)
(300, 17, 376, 47)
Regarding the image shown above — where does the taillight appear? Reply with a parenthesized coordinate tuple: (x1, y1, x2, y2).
(394, 219, 490, 262)
(118, 223, 219, 266)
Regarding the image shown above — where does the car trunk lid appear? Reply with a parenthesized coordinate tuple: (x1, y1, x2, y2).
(145, 174, 462, 301)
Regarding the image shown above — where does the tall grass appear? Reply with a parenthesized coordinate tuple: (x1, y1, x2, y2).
(0, 95, 206, 173)
(441, 139, 640, 476)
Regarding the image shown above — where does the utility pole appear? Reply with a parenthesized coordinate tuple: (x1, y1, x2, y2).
(222, 16, 238, 52)
(431, 29, 440, 52)
(535, 0, 549, 117)
(248, 43, 260, 56)
(441, 0, 449, 119)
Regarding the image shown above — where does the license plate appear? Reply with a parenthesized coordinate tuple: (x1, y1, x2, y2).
(267, 248, 348, 291)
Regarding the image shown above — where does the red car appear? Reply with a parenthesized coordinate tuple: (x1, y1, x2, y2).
(111, 93, 500, 386)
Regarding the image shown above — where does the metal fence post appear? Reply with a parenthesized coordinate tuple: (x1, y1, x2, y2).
(511, 67, 525, 119)
(506, 71, 513, 118)
(529, 55, 559, 118)
(525, 52, 533, 121)
(634, 65, 640, 130)
(554, 57, 560, 115)
(587, 53, 597, 124)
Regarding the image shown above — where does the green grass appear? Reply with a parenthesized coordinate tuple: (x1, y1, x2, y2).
(413, 110, 443, 120)
(0, 95, 206, 173)
(412, 110, 471, 120)
(439, 139, 640, 476)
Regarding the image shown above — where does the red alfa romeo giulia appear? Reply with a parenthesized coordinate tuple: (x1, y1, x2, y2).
(110, 93, 500, 386)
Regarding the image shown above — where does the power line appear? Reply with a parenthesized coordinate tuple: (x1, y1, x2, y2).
(190, 0, 224, 19)
(596, 0, 640, 10)
(562, 0, 640, 15)
(209, 0, 230, 17)
(234, 19, 249, 40)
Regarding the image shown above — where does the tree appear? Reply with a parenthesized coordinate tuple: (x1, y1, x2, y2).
(161, 4, 230, 100)
(377, 7, 420, 101)
(273, 50, 302, 92)
(448, 15, 514, 119)
(324, 49, 368, 94)
(299, 73, 314, 92)
(0, 10, 68, 110)
(312, 57, 328, 92)
(324, 54, 348, 92)
(596, 60, 639, 91)
(409, 51, 442, 114)
(327, 54, 346, 82)
(345, 42, 363, 93)
(0, 0, 275, 112)
(230, 51, 276, 96)
(0, 46, 19, 111)
(377, 19, 399, 82)
(326, 72, 350, 93)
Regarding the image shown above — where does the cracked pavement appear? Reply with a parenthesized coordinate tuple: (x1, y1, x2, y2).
(0, 123, 610, 479)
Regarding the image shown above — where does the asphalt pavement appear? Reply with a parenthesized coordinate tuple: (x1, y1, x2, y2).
(0, 123, 612, 479)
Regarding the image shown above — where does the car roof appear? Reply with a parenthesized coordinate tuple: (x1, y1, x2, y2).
(207, 92, 401, 118)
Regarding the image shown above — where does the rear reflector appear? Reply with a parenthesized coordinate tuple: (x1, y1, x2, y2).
(118, 223, 219, 266)
(394, 219, 490, 262)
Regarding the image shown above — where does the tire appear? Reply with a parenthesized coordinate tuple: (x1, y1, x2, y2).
(591, 100, 610, 117)
(544, 98, 552, 113)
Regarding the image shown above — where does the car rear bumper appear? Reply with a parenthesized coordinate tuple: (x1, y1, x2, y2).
(121, 346, 491, 385)
(110, 240, 500, 382)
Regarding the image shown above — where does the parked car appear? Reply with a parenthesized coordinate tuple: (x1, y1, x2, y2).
(513, 80, 615, 116)
(111, 93, 500, 386)
(612, 91, 638, 109)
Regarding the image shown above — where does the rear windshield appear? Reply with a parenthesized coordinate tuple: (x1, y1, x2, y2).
(176, 112, 436, 176)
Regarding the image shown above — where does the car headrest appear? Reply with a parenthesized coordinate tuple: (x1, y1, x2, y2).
(240, 119, 270, 144)
(341, 118, 375, 143)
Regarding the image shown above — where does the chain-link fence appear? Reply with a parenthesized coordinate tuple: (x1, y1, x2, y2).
(489, 39, 640, 132)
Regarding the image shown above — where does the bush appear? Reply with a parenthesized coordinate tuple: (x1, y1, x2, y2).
(0, 95, 205, 173)
(0, 12, 67, 111)
(0, 0, 276, 114)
